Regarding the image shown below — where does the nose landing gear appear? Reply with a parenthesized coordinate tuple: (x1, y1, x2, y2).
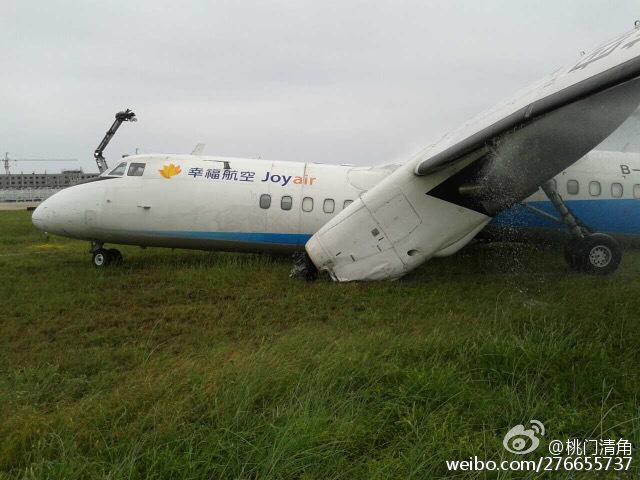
(90, 243, 123, 268)
(541, 181, 622, 274)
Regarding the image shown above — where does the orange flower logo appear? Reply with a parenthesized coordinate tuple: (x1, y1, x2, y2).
(159, 163, 182, 179)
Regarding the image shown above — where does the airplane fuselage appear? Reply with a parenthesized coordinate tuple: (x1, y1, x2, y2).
(32, 155, 395, 253)
(32, 151, 640, 257)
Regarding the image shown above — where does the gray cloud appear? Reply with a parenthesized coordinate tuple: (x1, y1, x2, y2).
(2, 0, 639, 173)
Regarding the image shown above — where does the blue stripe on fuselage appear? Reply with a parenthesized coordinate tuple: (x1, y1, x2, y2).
(491, 199, 640, 235)
(122, 199, 639, 246)
(145, 230, 313, 246)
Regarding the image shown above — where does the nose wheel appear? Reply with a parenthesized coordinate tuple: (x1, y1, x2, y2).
(540, 181, 622, 275)
(90, 244, 123, 268)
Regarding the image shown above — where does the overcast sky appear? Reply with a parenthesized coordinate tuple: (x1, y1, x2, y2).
(2, 1, 640, 173)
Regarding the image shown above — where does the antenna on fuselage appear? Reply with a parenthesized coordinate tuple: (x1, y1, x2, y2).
(202, 159, 231, 169)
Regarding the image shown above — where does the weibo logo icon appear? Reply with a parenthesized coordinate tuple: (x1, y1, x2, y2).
(159, 163, 182, 179)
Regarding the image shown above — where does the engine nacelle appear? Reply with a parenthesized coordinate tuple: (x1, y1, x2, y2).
(305, 160, 491, 281)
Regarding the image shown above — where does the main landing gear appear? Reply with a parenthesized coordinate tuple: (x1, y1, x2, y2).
(90, 242, 123, 268)
(290, 251, 318, 281)
(538, 180, 622, 274)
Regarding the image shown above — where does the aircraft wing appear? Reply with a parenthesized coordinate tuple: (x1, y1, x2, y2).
(415, 28, 640, 176)
(305, 27, 640, 281)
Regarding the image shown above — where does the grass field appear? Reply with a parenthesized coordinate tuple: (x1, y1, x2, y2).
(1, 210, 639, 479)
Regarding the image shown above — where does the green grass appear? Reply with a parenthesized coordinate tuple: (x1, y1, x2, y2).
(1, 210, 639, 479)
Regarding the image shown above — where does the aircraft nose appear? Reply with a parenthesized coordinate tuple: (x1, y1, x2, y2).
(31, 185, 96, 238)
(32, 199, 52, 232)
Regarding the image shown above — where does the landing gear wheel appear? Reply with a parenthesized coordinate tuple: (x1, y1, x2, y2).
(580, 234, 621, 275)
(541, 181, 622, 275)
(108, 249, 123, 265)
(92, 248, 111, 268)
(566, 234, 622, 275)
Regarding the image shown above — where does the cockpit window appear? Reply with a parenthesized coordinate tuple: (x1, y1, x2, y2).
(127, 163, 146, 176)
(108, 162, 127, 176)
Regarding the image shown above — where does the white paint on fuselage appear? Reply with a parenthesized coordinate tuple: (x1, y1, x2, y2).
(32, 155, 396, 253)
(31, 151, 640, 255)
(523, 150, 640, 202)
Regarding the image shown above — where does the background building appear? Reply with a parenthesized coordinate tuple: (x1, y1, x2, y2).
(0, 169, 98, 204)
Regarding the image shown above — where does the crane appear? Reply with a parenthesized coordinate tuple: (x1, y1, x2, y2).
(3, 153, 78, 175)
(94, 109, 137, 173)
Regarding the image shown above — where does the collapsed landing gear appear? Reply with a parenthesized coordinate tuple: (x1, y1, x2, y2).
(90, 243, 123, 268)
(541, 181, 622, 275)
(290, 251, 318, 281)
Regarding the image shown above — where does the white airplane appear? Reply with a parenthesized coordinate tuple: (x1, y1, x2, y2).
(32, 27, 640, 281)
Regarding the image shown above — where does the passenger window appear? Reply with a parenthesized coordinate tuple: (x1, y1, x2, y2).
(259, 194, 271, 209)
(108, 162, 127, 176)
(323, 198, 335, 214)
(634, 184, 640, 199)
(589, 181, 601, 196)
(127, 163, 146, 176)
(343, 200, 353, 209)
(566, 180, 579, 195)
(611, 183, 623, 198)
(302, 197, 314, 212)
(281, 195, 292, 211)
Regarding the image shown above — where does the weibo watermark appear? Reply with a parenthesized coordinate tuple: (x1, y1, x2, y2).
(503, 419, 545, 454)
(445, 420, 635, 473)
